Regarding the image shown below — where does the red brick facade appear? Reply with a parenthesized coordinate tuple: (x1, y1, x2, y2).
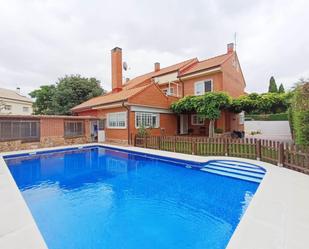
(73, 44, 246, 144)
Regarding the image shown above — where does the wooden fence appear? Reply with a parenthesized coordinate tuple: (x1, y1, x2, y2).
(134, 135, 309, 174)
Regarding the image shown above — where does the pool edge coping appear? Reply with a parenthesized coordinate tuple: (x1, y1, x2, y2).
(1, 143, 309, 249)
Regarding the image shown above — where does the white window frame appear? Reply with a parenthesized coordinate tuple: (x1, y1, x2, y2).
(194, 79, 213, 95)
(191, 114, 205, 125)
(107, 112, 127, 129)
(23, 106, 29, 112)
(135, 112, 160, 128)
(162, 87, 174, 96)
(239, 111, 245, 125)
(4, 105, 12, 110)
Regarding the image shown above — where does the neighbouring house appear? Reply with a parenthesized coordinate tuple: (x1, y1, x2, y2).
(0, 87, 33, 115)
(0, 115, 98, 152)
(72, 44, 246, 144)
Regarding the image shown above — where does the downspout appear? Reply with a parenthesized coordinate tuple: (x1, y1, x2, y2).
(178, 77, 185, 98)
(122, 101, 131, 145)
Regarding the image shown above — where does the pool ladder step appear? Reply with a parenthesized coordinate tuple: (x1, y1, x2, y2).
(201, 160, 265, 183)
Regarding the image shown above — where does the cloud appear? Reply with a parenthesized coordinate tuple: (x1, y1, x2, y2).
(0, 0, 308, 96)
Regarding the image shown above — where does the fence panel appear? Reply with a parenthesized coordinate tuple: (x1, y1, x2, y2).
(134, 135, 309, 175)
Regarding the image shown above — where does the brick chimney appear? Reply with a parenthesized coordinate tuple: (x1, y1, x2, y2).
(111, 47, 123, 92)
(154, 62, 160, 72)
(227, 43, 234, 53)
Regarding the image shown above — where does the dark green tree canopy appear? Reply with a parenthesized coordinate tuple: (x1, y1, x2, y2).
(30, 75, 105, 115)
(268, 76, 278, 93)
(278, 83, 285, 93)
(29, 85, 57, 115)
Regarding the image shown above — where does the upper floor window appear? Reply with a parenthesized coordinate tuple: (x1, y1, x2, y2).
(23, 106, 29, 112)
(4, 105, 12, 110)
(135, 112, 159, 128)
(191, 114, 205, 125)
(163, 87, 174, 96)
(194, 80, 213, 95)
(107, 112, 127, 129)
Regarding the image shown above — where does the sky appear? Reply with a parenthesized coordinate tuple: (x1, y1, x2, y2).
(0, 0, 308, 96)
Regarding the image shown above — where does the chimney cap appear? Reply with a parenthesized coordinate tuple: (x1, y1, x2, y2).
(111, 47, 122, 52)
(154, 62, 160, 72)
(227, 43, 234, 53)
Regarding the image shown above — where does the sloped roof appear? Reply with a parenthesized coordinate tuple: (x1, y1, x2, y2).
(0, 88, 33, 103)
(123, 58, 197, 90)
(179, 53, 233, 76)
(71, 84, 149, 111)
(72, 51, 235, 112)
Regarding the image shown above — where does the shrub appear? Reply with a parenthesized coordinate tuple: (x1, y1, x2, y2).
(214, 128, 223, 134)
(289, 82, 309, 145)
(137, 125, 150, 137)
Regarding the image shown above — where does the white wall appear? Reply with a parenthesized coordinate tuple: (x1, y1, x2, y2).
(0, 98, 33, 115)
(245, 121, 292, 142)
(154, 72, 178, 84)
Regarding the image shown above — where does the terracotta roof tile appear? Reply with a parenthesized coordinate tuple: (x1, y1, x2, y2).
(71, 85, 149, 111)
(179, 53, 233, 76)
(123, 58, 197, 90)
(72, 53, 233, 112)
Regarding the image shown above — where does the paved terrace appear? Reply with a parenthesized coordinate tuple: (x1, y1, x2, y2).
(1, 144, 309, 249)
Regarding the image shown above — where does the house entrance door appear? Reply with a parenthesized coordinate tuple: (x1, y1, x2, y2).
(180, 114, 188, 135)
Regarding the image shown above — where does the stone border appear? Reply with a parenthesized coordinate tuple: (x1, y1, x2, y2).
(1, 143, 309, 248)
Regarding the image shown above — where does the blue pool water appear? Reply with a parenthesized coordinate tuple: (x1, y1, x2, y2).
(6, 147, 259, 249)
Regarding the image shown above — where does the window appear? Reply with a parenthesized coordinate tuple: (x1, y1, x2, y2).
(98, 119, 106, 130)
(64, 121, 84, 137)
(239, 111, 245, 125)
(0, 120, 40, 141)
(23, 106, 29, 112)
(194, 80, 213, 95)
(107, 112, 127, 128)
(191, 114, 204, 125)
(163, 87, 174, 96)
(135, 112, 159, 128)
(4, 105, 11, 110)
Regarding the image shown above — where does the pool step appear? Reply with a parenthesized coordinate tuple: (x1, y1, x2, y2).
(201, 160, 265, 183)
(208, 162, 265, 174)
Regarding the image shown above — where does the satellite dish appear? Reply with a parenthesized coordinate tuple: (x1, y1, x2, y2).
(123, 61, 128, 71)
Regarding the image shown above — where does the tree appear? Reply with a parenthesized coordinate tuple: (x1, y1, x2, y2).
(29, 75, 105, 115)
(289, 81, 309, 145)
(278, 83, 285, 93)
(53, 75, 105, 115)
(268, 76, 278, 93)
(29, 85, 56, 115)
(171, 92, 231, 137)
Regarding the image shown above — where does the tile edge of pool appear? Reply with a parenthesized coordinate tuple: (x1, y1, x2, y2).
(1, 143, 309, 249)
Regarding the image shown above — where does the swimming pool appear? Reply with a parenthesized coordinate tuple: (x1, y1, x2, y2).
(5, 146, 262, 249)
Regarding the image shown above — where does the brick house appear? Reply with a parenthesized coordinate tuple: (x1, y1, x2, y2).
(72, 44, 246, 144)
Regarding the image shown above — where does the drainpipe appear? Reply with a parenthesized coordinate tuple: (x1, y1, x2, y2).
(122, 101, 131, 145)
(178, 77, 185, 98)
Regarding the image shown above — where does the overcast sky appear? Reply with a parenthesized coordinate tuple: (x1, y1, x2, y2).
(0, 0, 308, 96)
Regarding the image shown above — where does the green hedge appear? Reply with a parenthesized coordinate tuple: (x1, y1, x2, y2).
(245, 113, 288, 121)
(289, 83, 309, 145)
